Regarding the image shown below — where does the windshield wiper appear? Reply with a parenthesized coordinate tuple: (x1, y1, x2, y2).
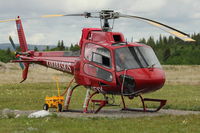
(147, 63, 156, 69)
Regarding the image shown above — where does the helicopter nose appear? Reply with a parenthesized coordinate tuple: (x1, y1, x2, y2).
(118, 68, 165, 95)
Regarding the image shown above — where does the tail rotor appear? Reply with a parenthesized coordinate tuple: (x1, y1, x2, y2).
(9, 36, 29, 83)
(9, 36, 25, 70)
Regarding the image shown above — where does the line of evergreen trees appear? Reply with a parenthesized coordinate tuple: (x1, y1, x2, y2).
(34, 40, 80, 52)
(139, 33, 200, 64)
(0, 48, 15, 63)
(1, 40, 80, 63)
(1, 34, 200, 65)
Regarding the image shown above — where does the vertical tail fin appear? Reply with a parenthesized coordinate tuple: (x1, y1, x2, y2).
(15, 16, 29, 83)
(20, 63, 29, 83)
(16, 16, 28, 52)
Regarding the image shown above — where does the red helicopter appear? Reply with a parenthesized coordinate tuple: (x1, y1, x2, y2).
(4, 10, 195, 113)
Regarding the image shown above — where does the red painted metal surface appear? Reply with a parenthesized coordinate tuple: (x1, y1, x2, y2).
(16, 16, 28, 52)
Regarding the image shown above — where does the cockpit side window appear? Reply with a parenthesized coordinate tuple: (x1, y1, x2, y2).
(84, 43, 111, 68)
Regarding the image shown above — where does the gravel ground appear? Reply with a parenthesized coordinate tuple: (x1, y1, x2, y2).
(57, 109, 200, 118)
(1, 108, 200, 118)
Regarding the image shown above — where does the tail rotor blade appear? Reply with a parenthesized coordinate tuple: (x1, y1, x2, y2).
(9, 36, 25, 70)
(19, 62, 25, 70)
(17, 57, 25, 70)
(9, 36, 17, 51)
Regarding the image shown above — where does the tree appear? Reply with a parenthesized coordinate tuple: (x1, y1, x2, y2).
(159, 35, 164, 45)
(163, 36, 168, 45)
(34, 46, 38, 51)
(72, 44, 80, 51)
(60, 40, 65, 51)
(163, 48, 171, 62)
(139, 38, 146, 44)
(168, 36, 174, 45)
(0, 49, 15, 63)
(45, 45, 49, 51)
(147, 36, 155, 46)
(6, 48, 11, 55)
(70, 44, 74, 51)
(65, 46, 69, 51)
(57, 40, 61, 48)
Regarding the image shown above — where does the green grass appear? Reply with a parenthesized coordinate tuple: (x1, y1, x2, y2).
(0, 83, 88, 110)
(0, 83, 199, 111)
(0, 114, 200, 133)
(145, 85, 200, 111)
(0, 83, 200, 133)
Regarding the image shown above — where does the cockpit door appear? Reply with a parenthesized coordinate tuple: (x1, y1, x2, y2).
(82, 43, 116, 87)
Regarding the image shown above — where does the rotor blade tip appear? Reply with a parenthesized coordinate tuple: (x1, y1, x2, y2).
(41, 14, 64, 18)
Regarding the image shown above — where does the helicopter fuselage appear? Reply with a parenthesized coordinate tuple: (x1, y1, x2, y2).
(17, 27, 165, 97)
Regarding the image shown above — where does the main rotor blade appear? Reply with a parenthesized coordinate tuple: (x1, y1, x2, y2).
(0, 18, 17, 23)
(9, 36, 17, 51)
(0, 13, 88, 22)
(41, 13, 88, 18)
(119, 14, 195, 42)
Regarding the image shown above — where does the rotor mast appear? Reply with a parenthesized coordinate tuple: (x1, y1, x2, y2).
(99, 10, 119, 32)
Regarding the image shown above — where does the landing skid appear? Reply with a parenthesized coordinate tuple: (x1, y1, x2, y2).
(121, 95, 167, 112)
(63, 85, 166, 113)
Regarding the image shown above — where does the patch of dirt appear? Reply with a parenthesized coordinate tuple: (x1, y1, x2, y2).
(0, 63, 72, 84)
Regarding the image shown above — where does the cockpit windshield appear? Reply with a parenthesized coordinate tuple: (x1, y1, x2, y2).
(115, 46, 161, 71)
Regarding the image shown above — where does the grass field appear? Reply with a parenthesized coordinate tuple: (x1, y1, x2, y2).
(0, 114, 200, 133)
(0, 64, 200, 133)
(0, 83, 200, 111)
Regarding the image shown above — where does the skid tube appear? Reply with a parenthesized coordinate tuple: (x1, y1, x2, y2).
(121, 95, 167, 112)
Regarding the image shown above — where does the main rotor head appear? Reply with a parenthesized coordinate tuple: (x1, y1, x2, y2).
(82, 10, 120, 31)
